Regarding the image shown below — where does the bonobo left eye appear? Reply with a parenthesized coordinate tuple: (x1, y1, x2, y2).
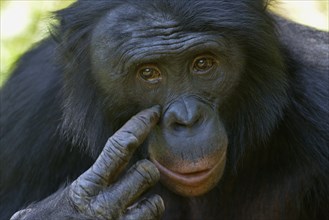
(192, 55, 217, 74)
(137, 65, 162, 84)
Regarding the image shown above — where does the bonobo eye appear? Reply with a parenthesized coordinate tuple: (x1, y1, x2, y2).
(192, 55, 217, 74)
(137, 65, 162, 84)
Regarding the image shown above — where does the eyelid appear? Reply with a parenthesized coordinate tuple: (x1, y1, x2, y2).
(191, 54, 218, 74)
(137, 64, 162, 84)
(193, 54, 217, 62)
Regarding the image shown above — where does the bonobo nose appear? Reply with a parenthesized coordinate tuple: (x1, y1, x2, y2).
(163, 97, 204, 133)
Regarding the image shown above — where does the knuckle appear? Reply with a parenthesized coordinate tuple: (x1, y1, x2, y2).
(129, 108, 159, 132)
(152, 195, 165, 213)
(135, 160, 160, 184)
(110, 131, 139, 150)
(132, 113, 150, 127)
(69, 181, 90, 209)
(137, 106, 161, 123)
(89, 195, 111, 220)
(143, 195, 165, 218)
(107, 138, 126, 157)
(104, 137, 131, 162)
(122, 131, 140, 146)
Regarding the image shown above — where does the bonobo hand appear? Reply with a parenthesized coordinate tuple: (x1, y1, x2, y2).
(11, 106, 164, 220)
(69, 106, 164, 219)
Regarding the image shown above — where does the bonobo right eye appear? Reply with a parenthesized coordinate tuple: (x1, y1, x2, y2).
(192, 55, 218, 75)
(137, 64, 162, 84)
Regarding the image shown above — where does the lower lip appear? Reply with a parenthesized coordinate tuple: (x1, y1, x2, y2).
(152, 159, 220, 187)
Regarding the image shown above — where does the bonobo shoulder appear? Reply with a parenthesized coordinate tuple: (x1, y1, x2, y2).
(274, 15, 329, 72)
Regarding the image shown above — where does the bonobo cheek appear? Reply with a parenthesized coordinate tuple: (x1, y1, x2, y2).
(148, 111, 228, 197)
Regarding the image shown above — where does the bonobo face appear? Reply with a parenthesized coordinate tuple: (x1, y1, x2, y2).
(90, 5, 243, 196)
(148, 97, 228, 196)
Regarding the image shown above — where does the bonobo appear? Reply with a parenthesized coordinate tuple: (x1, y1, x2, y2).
(0, 0, 328, 220)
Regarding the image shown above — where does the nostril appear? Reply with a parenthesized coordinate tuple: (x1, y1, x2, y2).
(171, 116, 202, 132)
(172, 122, 188, 132)
(162, 98, 205, 132)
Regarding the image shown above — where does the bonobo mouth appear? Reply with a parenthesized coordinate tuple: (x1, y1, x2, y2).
(150, 152, 226, 196)
(152, 160, 213, 187)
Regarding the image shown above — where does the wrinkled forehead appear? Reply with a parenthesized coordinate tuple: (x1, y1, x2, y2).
(90, 4, 231, 72)
(93, 4, 180, 42)
(91, 4, 195, 68)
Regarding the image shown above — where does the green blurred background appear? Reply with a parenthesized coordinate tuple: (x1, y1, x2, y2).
(1, 1, 328, 86)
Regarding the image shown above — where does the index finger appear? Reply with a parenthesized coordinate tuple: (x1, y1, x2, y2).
(101, 105, 161, 178)
(70, 106, 161, 199)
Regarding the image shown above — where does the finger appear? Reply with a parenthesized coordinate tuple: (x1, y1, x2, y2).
(120, 195, 165, 220)
(90, 160, 160, 217)
(69, 106, 160, 205)
(95, 105, 161, 182)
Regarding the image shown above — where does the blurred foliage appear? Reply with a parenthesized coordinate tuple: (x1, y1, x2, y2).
(0, 1, 328, 86)
(0, 1, 75, 85)
(269, 1, 329, 32)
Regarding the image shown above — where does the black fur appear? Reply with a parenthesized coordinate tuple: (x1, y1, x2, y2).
(1, 0, 328, 219)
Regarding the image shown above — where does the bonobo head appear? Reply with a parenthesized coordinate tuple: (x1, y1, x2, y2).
(90, 4, 244, 196)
